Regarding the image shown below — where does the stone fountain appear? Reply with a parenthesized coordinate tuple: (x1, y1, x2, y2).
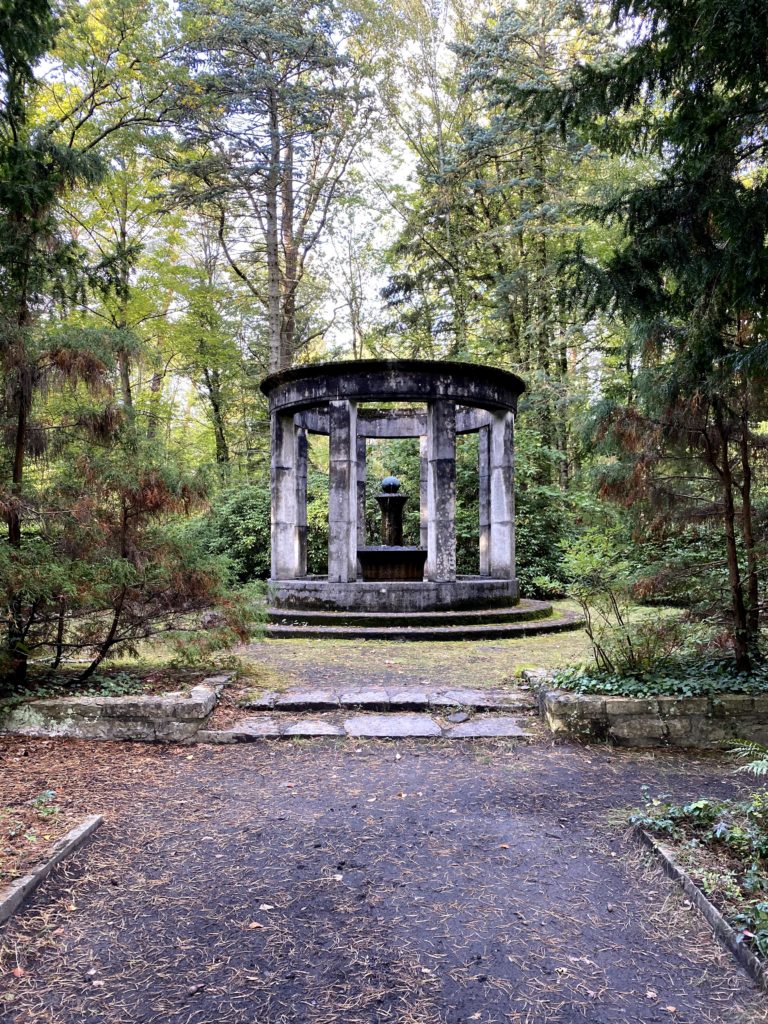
(357, 476, 428, 582)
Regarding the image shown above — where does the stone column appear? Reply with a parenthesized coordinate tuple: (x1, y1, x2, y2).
(296, 427, 308, 577)
(356, 434, 367, 548)
(419, 434, 428, 553)
(328, 399, 358, 582)
(270, 412, 300, 580)
(427, 399, 456, 582)
(489, 411, 515, 579)
(478, 425, 491, 576)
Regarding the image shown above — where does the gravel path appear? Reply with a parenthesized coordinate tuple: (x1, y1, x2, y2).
(1, 737, 767, 1023)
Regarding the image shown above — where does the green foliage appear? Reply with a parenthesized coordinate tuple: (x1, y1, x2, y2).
(30, 789, 58, 817)
(631, 780, 768, 956)
(552, 657, 768, 700)
(195, 483, 272, 583)
(560, 527, 692, 675)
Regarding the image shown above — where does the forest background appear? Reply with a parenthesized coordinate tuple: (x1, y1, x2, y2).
(0, 0, 765, 689)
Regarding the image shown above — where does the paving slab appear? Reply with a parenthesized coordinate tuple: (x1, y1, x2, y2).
(338, 688, 391, 708)
(274, 690, 340, 709)
(344, 713, 442, 737)
(445, 716, 532, 739)
(283, 720, 345, 737)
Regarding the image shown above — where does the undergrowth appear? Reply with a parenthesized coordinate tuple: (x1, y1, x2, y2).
(551, 657, 768, 698)
(631, 745, 768, 958)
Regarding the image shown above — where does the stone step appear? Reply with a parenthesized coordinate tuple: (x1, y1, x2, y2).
(196, 712, 534, 743)
(265, 613, 583, 642)
(267, 598, 554, 629)
(242, 686, 535, 713)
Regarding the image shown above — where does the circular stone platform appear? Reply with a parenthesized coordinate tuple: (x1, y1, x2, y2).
(269, 576, 519, 613)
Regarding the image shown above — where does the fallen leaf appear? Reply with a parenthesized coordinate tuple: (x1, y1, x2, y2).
(258, 904, 274, 911)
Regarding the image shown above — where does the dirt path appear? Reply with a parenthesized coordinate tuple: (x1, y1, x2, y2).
(1, 735, 766, 1024)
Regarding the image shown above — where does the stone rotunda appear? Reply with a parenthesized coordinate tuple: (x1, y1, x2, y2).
(260, 359, 581, 640)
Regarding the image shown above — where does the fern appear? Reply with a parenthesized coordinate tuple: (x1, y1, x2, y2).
(730, 740, 768, 778)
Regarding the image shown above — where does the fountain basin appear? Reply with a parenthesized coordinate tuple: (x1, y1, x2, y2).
(358, 546, 428, 582)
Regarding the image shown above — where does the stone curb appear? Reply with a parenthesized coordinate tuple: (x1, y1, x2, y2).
(0, 814, 103, 927)
(631, 825, 768, 992)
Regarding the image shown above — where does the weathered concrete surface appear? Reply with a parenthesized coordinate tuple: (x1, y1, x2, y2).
(427, 397, 456, 583)
(538, 684, 768, 748)
(242, 685, 533, 713)
(344, 713, 443, 737)
(261, 359, 526, 418)
(196, 710, 535, 742)
(269, 577, 520, 613)
(327, 399, 358, 583)
(0, 677, 229, 743)
(446, 716, 531, 739)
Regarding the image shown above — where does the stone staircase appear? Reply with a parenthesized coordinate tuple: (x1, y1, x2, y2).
(196, 685, 539, 743)
(266, 598, 583, 641)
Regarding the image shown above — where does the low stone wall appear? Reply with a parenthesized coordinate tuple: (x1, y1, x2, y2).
(0, 674, 230, 743)
(538, 687, 768, 748)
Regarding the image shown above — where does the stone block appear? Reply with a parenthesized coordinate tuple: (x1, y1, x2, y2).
(276, 690, 339, 709)
(609, 714, 666, 747)
(446, 717, 531, 739)
(344, 713, 442, 738)
(339, 689, 390, 708)
(283, 720, 345, 736)
(603, 697, 658, 716)
(711, 695, 754, 717)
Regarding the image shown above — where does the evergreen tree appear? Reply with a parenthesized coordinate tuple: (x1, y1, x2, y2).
(512, 0, 768, 666)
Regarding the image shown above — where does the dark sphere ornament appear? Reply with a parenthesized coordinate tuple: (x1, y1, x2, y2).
(381, 476, 401, 493)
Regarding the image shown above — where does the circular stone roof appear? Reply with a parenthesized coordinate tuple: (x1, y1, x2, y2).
(261, 359, 526, 415)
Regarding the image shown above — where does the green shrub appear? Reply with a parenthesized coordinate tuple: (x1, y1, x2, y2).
(552, 656, 768, 698)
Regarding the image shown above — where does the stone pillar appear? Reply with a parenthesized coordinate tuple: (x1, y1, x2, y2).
(356, 434, 367, 548)
(427, 399, 456, 582)
(419, 434, 428, 553)
(270, 412, 300, 580)
(328, 399, 358, 582)
(489, 411, 515, 579)
(478, 425, 490, 576)
(296, 427, 308, 577)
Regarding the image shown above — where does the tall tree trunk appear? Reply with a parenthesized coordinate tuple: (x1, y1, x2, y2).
(280, 135, 297, 367)
(116, 165, 134, 422)
(203, 367, 230, 471)
(266, 87, 283, 373)
(7, 286, 32, 685)
(739, 404, 759, 637)
(713, 405, 751, 670)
